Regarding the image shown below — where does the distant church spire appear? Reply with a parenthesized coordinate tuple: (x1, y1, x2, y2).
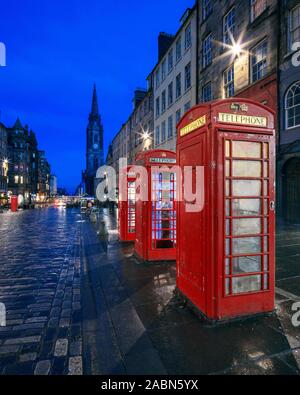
(90, 84, 99, 120)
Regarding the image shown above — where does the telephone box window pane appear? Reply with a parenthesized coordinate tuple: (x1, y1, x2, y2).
(264, 199, 269, 215)
(226, 219, 231, 235)
(264, 143, 269, 159)
(264, 218, 268, 233)
(232, 160, 262, 178)
(264, 181, 268, 196)
(232, 275, 261, 294)
(264, 162, 269, 178)
(232, 199, 261, 216)
(264, 255, 269, 271)
(232, 255, 261, 274)
(226, 200, 231, 216)
(226, 239, 231, 255)
(225, 141, 230, 157)
(264, 274, 269, 290)
(232, 180, 261, 197)
(226, 160, 231, 176)
(232, 141, 261, 158)
(232, 218, 261, 236)
(226, 258, 230, 275)
(233, 237, 261, 255)
(226, 279, 230, 295)
(264, 236, 269, 252)
(226, 180, 230, 196)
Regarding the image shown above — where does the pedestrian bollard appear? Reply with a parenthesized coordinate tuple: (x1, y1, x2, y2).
(0, 303, 6, 327)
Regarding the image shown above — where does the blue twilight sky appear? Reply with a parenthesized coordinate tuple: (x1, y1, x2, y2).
(0, 0, 193, 192)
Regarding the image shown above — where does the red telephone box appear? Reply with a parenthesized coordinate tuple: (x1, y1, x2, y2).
(134, 150, 177, 262)
(10, 196, 18, 212)
(119, 168, 136, 242)
(177, 99, 276, 321)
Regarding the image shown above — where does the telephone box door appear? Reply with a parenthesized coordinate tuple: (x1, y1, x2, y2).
(218, 134, 275, 316)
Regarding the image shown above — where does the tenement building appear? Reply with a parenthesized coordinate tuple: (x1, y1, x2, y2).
(151, 6, 197, 151)
(37, 150, 51, 202)
(277, 0, 300, 223)
(197, 0, 278, 109)
(0, 122, 8, 201)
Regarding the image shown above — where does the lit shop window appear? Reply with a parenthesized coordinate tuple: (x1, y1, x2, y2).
(250, 0, 267, 22)
(251, 40, 268, 83)
(285, 82, 300, 129)
(224, 65, 234, 98)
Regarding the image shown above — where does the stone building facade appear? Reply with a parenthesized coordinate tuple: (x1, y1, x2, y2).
(277, 0, 300, 222)
(37, 150, 51, 201)
(197, 0, 278, 110)
(151, 6, 197, 152)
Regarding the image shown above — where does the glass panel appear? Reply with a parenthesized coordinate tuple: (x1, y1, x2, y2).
(225, 141, 230, 157)
(226, 238, 231, 255)
(226, 219, 231, 235)
(232, 255, 261, 274)
(264, 162, 269, 177)
(226, 200, 231, 216)
(264, 199, 269, 215)
(226, 180, 230, 196)
(232, 141, 261, 158)
(264, 255, 269, 271)
(232, 160, 262, 178)
(264, 180, 268, 196)
(264, 274, 269, 290)
(225, 258, 230, 275)
(232, 180, 261, 197)
(226, 278, 230, 295)
(232, 218, 261, 236)
(264, 236, 269, 252)
(264, 143, 269, 159)
(226, 160, 231, 176)
(264, 218, 268, 233)
(232, 237, 262, 255)
(232, 275, 262, 294)
(232, 199, 261, 216)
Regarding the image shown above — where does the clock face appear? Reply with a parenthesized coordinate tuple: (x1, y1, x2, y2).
(93, 144, 98, 150)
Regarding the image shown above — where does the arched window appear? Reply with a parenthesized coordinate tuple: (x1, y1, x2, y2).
(286, 82, 300, 129)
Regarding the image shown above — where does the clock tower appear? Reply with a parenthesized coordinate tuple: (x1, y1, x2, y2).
(85, 84, 104, 196)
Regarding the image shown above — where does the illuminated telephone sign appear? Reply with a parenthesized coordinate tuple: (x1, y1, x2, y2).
(134, 150, 177, 262)
(176, 99, 276, 322)
(119, 167, 137, 242)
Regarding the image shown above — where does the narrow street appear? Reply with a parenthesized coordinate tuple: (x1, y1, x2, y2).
(0, 208, 300, 375)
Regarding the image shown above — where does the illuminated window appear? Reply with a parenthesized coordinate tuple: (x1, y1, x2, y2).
(223, 7, 235, 45)
(224, 65, 234, 98)
(185, 24, 192, 50)
(289, 5, 300, 51)
(203, 34, 212, 68)
(202, 0, 212, 21)
(202, 82, 212, 102)
(285, 82, 300, 129)
(14, 176, 19, 184)
(251, 40, 268, 83)
(185, 62, 191, 91)
(250, 0, 267, 22)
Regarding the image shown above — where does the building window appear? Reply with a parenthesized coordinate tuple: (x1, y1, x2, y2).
(285, 82, 300, 129)
(168, 49, 174, 72)
(161, 90, 166, 113)
(161, 59, 167, 81)
(176, 109, 182, 125)
(223, 7, 235, 45)
(184, 102, 191, 113)
(185, 62, 191, 91)
(14, 175, 19, 184)
(176, 73, 182, 99)
(202, 0, 213, 21)
(250, 0, 267, 23)
(155, 126, 160, 145)
(168, 82, 173, 106)
(176, 37, 182, 62)
(156, 97, 160, 118)
(155, 69, 160, 89)
(251, 40, 268, 83)
(168, 116, 173, 138)
(224, 65, 234, 98)
(161, 121, 166, 142)
(202, 82, 212, 102)
(185, 24, 192, 50)
(203, 34, 212, 68)
(289, 5, 300, 51)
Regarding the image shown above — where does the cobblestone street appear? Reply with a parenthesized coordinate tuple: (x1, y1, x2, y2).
(0, 208, 300, 375)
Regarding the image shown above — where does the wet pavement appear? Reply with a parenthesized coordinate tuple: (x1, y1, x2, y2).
(0, 208, 300, 375)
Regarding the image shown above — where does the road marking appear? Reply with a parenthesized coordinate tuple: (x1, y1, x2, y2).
(276, 287, 300, 302)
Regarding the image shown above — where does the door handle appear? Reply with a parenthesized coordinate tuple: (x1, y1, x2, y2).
(270, 201, 275, 212)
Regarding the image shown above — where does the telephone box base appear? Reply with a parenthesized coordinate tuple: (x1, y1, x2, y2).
(133, 251, 176, 266)
(175, 288, 276, 326)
